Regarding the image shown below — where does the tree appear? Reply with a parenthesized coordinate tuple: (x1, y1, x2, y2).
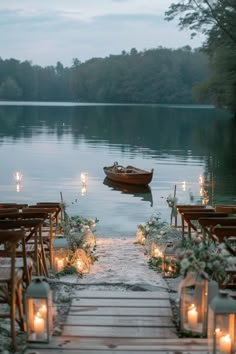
(0, 77, 22, 100)
(165, 0, 236, 116)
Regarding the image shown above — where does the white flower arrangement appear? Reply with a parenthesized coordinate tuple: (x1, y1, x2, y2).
(176, 236, 232, 285)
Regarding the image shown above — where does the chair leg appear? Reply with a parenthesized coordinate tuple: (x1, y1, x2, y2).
(16, 283, 25, 331)
(10, 284, 17, 352)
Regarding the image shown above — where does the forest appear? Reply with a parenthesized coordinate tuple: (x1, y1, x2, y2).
(0, 46, 208, 105)
(0, 0, 235, 116)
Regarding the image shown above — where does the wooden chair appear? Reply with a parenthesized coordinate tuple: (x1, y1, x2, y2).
(0, 212, 49, 278)
(0, 203, 28, 209)
(0, 218, 48, 283)
(23, 207, 59, 267)
(215, 205, 236, 215)
(180, 211, 228, 239)
(213, 226, 236, 290)
(0, 208, 19, 214)
(198, 217, 236, 243)
(175, 204, 207, 228)
(213, 226, 236, 247)
(0, 228, 26, 351)
(36, 202, 63, 226)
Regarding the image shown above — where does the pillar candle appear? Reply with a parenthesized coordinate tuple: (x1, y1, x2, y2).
(187, 304, 198, 329)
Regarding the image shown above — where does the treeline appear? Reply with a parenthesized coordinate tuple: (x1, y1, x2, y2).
(165, 0, 236, 116)
(0, 46, 209, 104)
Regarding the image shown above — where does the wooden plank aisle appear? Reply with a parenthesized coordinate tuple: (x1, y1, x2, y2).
(25, 290, 209, 353)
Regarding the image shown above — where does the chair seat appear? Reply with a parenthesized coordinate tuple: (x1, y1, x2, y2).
(0, 256, 33, 269)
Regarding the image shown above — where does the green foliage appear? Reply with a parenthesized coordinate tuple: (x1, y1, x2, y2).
(0, 77, 22, 99)
(0, 48, 209, 104)
(165, 0, 236, 115)
(71, 47, 209, 104)
(139, 213, 168, 238)
(148, 257, 162, 272)
(177, 236, 233, 285)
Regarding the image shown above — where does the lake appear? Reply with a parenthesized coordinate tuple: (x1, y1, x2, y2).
(0, 102, 235, 237)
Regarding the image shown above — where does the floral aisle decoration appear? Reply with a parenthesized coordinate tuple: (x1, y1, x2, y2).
(54, 214, 99, 276)
(135, 213, 168, 245)
(135, 213, 181, 277)
(177, 233, 234, 287)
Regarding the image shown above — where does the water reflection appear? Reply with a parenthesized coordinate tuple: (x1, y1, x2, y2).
(0, 103, 235, 235)
(103, 177, 153, 207)
(14, 171, 23, 193)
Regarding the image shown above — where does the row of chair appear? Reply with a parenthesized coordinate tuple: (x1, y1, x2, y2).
(0, 201, 62, 351)
(175, 204, 236, 289)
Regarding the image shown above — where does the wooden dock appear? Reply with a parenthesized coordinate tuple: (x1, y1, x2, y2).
(24, 290, 208, 353)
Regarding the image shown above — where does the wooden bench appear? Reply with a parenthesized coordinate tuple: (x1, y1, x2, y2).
(180, 211, 227, 239)
(215, 205, 236, 214)
(175, 204, 207, 228)
(198, 217, 236, 242)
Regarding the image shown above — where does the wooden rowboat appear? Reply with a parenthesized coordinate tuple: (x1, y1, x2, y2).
(103, 162, 154, 186)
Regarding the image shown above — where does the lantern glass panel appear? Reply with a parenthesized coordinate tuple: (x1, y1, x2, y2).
(52, 237, 70, 272)
(208, 292, 236, 354)
(26, 278, 53, 343)
(27, 297, 52, 342)
(208, 307, 236, 353)
(179, 273, 218, 336)
(162, 243, 177, 277)
(53, 249, 69, 272)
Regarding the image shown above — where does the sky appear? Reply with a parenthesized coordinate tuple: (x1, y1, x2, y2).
(0, 0, 205, 68)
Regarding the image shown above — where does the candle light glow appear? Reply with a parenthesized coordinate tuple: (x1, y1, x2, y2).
(34, 315, 45, 334)
(39, 304, 47, 318)
(187, 304, 198, 329)
(219, 334, 231, 354)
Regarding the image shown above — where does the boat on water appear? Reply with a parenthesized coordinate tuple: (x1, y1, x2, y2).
(103, 162, 154, 186)
(103, 177, 153, 206)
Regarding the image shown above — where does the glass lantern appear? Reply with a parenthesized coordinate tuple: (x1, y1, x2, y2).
(52, 236, 70, 272)
(25, 277, 53, 343)
(208, 292, 236, 354)
(179, 272, 218, 336)
(162, 242, 177, 277)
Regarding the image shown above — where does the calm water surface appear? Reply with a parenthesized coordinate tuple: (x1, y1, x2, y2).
(0, 103, 235, 236)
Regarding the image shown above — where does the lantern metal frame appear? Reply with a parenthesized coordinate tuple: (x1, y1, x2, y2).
(208, 292, 236, 354)
(25, 277, 53, 343)
(179, 272, 218, 336)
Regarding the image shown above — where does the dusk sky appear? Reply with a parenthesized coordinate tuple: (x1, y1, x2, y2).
(0, 0, 205, 67)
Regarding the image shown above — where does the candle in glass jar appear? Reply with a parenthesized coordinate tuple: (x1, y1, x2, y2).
(187, 304, 198, 329)
(219, 334, 231, 354)
(57, 259, 64, 271)
(34, 315, 44, 334)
